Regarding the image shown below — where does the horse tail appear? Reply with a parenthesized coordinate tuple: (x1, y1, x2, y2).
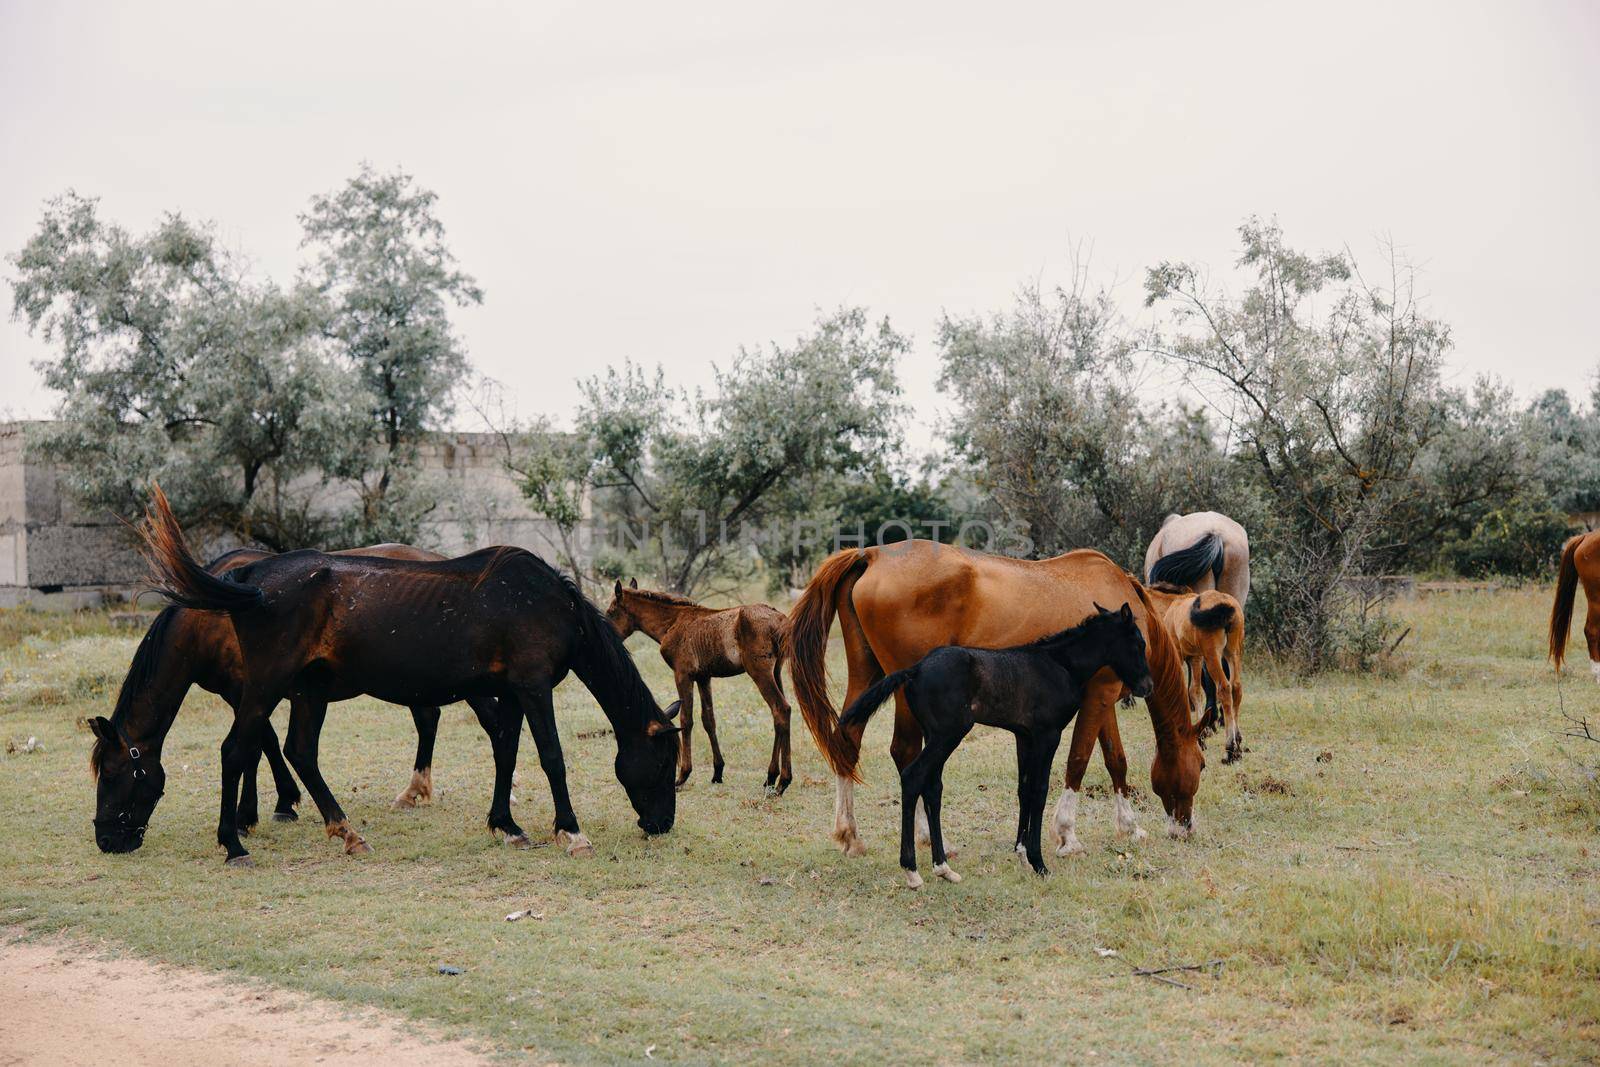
(1188, 593, 1236, 632)
(786, 548, 872, 781)
(839, 667, 917, 732)
(1148, 531, 1224, 589)
(1550, 534, 1585, 671)
(134, 484, 264, 612)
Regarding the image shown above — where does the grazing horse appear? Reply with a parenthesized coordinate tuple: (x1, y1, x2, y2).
(1143, 511, 1251, 606)
(605, 579, 794, 794)
(840, 604, 1154, 886)
(787, 540, 1204, 859)
(133, 486, 679, 865)
(87, 544, 501, 856)
(1144, 582, 1246, 762)
(1550, 531, 1600, 683)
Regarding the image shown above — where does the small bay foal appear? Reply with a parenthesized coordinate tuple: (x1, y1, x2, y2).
(606, 580, 794, 794)
(1144, 582, 1246, 763)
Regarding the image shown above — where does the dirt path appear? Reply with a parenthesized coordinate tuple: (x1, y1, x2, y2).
(0, 933, 504, 1066)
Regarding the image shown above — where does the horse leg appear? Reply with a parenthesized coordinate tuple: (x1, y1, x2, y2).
(1012, 733, 1032, 856)
(282, 697, 370, 856)
(897, 745, 939, 888)
(259, 717, 301, 821)
(1207, 644, 1241, 763)
(1199, 664, 1220, 734)
(673, 671, 697, 789)
(833, 615, 885, 857)
(1096, 698, 1146, 840)
(217, 699, 275, 865)
(1025, 731, 1063, 876)
(394, 705, 442, 809)
(748, 657, 793, 796)
(1052, 708, 1099, 857)
(697, 678, 726, 785)
(238, 728, 264, 834)
(923, 733, 965, 883)
(1585, 596, 1600, 685)
(480, 695, 528, 846)
(893, 690, 956, 857)
(521, 685, 591, 856)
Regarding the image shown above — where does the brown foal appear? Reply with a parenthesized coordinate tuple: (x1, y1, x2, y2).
(605, 580, 794, 794)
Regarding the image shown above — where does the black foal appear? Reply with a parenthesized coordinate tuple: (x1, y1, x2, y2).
(838, 603, 1154, 886)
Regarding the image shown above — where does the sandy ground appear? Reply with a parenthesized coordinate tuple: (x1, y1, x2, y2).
(0, 932, 502, 1066)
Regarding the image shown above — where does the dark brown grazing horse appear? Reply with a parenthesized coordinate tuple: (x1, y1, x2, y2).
(1550, 530, 1600, 684)
(132, 486, 680, 865)
(87, 545, 501, 856)
(787, 540, 1203, 859)
(605, 579, 794, 793)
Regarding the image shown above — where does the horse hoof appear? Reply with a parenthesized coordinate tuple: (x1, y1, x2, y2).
(844, 836, 868, 858)
(504, 833, 532, 850)
(1032, 865, 1050, 878)
(763, 784, 780, 798)
(225, 854, 254, 868)
(1056, 838, 1085, 858)
(904, 869, 924, 889)
(392, 793, 418, 810)
(557, 830, 594, 857)
(271, 810, 298, 823)
(345, 838, 373, 856)
(932, 863, 962, 884)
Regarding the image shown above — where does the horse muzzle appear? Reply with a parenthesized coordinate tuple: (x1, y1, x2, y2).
(1131, 674, 1155, 699)
(95, 828, 145, 854)
(638, 815, 674, 836)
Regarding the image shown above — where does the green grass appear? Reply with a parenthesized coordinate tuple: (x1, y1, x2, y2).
(1, 590, 1597, 1063)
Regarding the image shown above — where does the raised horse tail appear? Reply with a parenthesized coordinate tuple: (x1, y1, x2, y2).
(1188, 593, 1237, 632)
(1149, 531, 1225, 589)
(135, 484, 265, 613)
(786, 548, 871, 781)
(1550, 534, 1585, 671)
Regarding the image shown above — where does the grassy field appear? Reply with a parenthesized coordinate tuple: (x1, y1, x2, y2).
(1, 587, 1597, 1063)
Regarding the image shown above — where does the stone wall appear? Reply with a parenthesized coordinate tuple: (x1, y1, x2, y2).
(0, 423, 592, 608)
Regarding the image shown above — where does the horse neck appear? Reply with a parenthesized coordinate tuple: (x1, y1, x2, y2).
(113, 610, 198, 751)
(1140, 612, 1195, 752)
(569, 609, 663, 743)
(1043, 631, 1105, 685)
(624, 594, 704, 641)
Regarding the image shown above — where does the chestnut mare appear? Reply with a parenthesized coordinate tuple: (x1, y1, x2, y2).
(1550, 530, 1600, 683)
(605, 580, 794, 794)
(787, 540, 1204, 859)
(88, 543, 501, 855)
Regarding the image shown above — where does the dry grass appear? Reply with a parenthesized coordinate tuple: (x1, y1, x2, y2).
(0, 588, 1596, 1063)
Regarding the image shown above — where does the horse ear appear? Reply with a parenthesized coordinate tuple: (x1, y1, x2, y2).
(614, 579, 623, 596)
(646, 718, 680, 737)
(88, 716, 115, 743)
(629, 577, 638, 589)
(1093, 601, 1110, 615)
(1119, 601, 1134, 620)
(662, 700, 681, 721)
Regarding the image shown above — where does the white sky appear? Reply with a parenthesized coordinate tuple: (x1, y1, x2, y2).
(2, 1, 1597, 452)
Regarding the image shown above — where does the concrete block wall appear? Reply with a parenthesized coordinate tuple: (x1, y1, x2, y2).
(0, 423, 593, 608)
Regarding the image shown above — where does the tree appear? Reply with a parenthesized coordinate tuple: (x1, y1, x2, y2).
(513, 308, 907, 593)
(10, 192, 345, 549)
(937, 270, 1244, 568)
(301, 164, 483, 543)
(1145, 217, 1458, 666)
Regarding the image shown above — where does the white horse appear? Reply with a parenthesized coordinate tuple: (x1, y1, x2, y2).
(1144, 511, 1251, 607)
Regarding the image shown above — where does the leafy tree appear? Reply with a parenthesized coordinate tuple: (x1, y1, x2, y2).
(1528, 380, 1600, 516)
(1145, 217, 1458, 667)
(513, 308, 906, 593)
(9, 193, 344, 549)
(301, 164, 483, 543)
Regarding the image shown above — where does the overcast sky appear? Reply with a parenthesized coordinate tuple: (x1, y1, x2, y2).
(3, 1, 1596, 451)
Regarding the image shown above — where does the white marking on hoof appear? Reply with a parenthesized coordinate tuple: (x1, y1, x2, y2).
(1166, 816, 1194, 840)
(557, 830, 595, 856)
(1052, 788, 1080, 852)
(904, 869, 924, 889)
(225, 854, 254, 868)
(1591, 660, 1600, 685)
(503, 833, 532, 850)
(932, 862, 961, 883)
(844, 834, 868, 858)
(1113, 792, 1144, 838)
(1014, 842, 1027, 856)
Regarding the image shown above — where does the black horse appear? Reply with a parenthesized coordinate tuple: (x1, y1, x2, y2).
(133, 485, 680, 865)
(839, 603, 1154, 886)
(89, 545, 503, 856)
